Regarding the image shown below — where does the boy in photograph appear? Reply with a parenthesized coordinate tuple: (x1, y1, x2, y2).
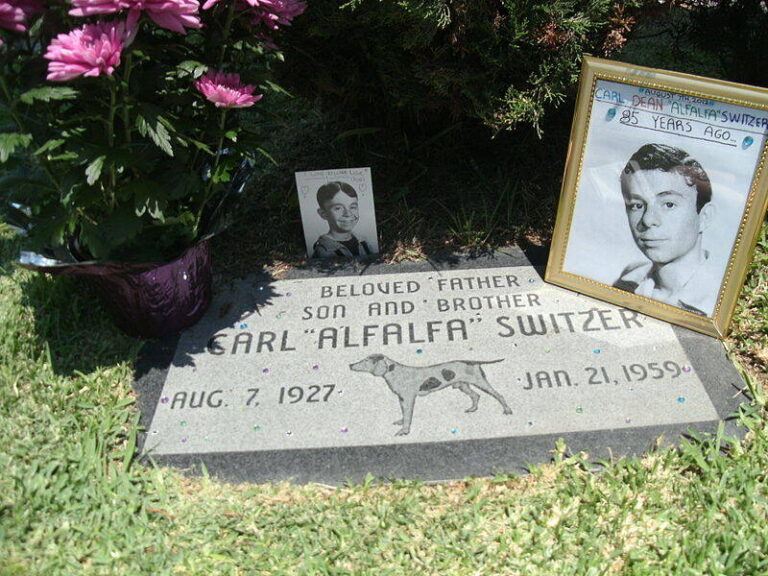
(312, 181, 374, 259)
(614, 143, 718, 316)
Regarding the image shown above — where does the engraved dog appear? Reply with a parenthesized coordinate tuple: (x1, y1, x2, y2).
(349, 354, 513, 436)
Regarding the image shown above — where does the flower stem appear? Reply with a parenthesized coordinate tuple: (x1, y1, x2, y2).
(122, 51, 133, 144)
(217, 0, 238, 68)
(108, 82, 116, 148)
(0, 74, 24, 137)
(195, 108, 228, 237)
(107, 81, 117, 206)
(0, 70, 61, 193)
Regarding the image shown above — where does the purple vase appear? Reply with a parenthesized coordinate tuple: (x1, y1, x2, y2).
(20, 240, 212, 339)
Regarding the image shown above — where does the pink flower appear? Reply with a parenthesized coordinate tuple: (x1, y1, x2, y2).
(0, 0, 43, 34)
(68, 0, 126, 17)
(201, 0, 305, 31)
(249, 0, 305, 30)
(44, 19, 135, 82)
(0, 4, 28, 34)
(70, 0, 202, 35)
(140, 0, 201, 34)
(194, 70, 262, 108)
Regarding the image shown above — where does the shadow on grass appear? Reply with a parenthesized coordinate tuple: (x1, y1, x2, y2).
(17, 272, 142, 376)
(0, 228, 140, 376)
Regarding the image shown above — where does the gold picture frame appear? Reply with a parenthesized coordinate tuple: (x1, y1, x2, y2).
(546, 56, 768, 338)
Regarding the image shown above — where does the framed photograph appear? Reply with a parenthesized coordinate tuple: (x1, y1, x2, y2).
(546, 56, 768, 338)
(295, 167, 379, 260)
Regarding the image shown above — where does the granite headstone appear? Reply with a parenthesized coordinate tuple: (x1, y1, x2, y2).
(134, 249, 748, 484)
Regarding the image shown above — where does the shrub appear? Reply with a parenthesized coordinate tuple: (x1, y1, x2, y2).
(279, 0, 647, 135)
(687, 0, 768, 87)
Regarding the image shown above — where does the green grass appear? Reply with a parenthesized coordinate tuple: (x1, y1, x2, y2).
(1, 196, 768, 573)
(1, 251, 767, 575)
(2, 67, 768, 573)
(730, 223, 768, 379)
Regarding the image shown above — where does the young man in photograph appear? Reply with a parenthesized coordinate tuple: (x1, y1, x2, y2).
(312, 181, 374, 259)
(614, 143, 718, 316)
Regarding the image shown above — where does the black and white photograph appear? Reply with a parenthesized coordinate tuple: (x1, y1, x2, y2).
(295, 167, 379, 260)
(561, 78, 768, 318)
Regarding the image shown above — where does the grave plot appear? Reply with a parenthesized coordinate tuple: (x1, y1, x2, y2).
(134, 250, 747, 484)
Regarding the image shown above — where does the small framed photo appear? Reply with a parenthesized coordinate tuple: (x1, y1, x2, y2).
(546, 56, 768, 338)
(295, 167, 379, 260)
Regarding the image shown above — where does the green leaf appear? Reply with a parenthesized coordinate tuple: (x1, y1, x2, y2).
(187, 138, 214, 155)
(48, 151, 79, 162)
(28, 14, 43, 37)
(34, 139, 66, 156)
(255, 147, 277, 166)
(123, 180, 168, 222)
(0, 133, 32, 162)
(117, 179, 154, 203)
(334, 127, 382, 141)
(146, 200, 165, 221)
(212, 162, 232, 184)
(160, 170, 200, 200)
(225, 130, 238, 142)
(136, 113, 174, 157)
(262, 80, 292, 97)
(0, 171, 54, 195)
(19, 87, 78, 105)
(175, 60, 208, 79)
(79, 204, 144, 259)
(42, 216, 70, 248)
(85, 156, 106, 185)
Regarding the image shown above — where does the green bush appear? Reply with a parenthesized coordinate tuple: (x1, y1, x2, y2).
(280, 0, 647, 135)
(688, 1, 768, 86)
(616, 1, 768, 85)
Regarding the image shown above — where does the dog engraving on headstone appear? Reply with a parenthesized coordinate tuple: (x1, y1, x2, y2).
(349, 355, 513, 436)
(134, 251, 746, 484)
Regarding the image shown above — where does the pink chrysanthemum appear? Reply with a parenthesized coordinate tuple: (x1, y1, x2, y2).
(0, 3, 27, 34)
(44, 19, 135, 82)
(140, 0, 201, 34)
(68, 0, 126, 17)
(70, 0, 202, 35)
(194, 70, 262, 108)
(201, 0, 305, 30)
(0, 0, 42, 34)
(248, 0, 305, 30)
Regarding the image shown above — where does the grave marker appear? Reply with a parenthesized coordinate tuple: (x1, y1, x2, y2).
(134, 249, 747, 484)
